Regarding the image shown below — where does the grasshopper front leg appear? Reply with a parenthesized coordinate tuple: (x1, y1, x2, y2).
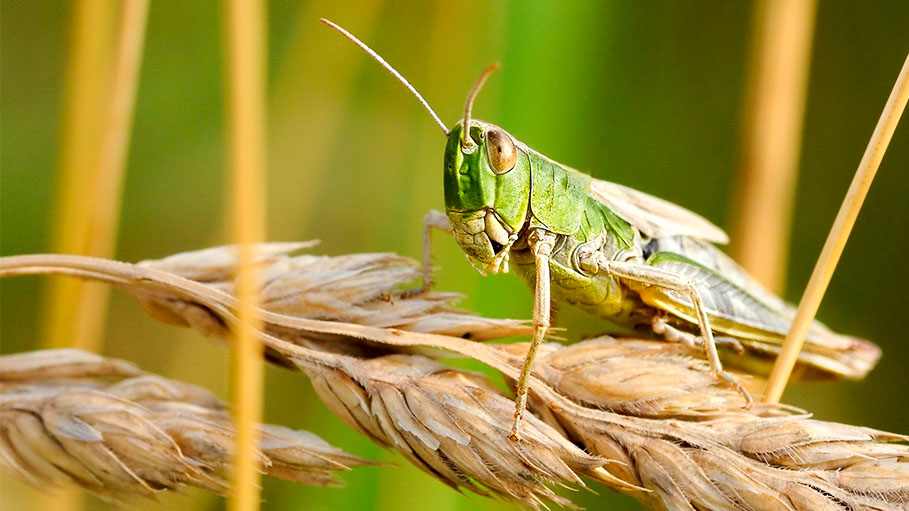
(597, 259, 754, 407)
(510, 228, 556, 442)
(419, 210, 453, 292)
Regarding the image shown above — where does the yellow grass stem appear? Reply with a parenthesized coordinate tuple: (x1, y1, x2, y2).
(35, 3, 148, 509)
(40, 0, 148, 354)
(731, 0, 817, 293)
(224, 0, 268, 510)
(89, 0, 150, 270)
(40, 1, 113, 352)
(763, 53, 909, 404)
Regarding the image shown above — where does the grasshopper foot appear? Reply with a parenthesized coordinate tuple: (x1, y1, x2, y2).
(509, 413, 523, 442)
(717, 370, 753, 409)
(716, 336, 746, 354)
(509, 393, 528, 442)
(399, 285, 432, 299)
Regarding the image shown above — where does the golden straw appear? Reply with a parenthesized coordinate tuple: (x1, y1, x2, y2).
(731, 0, 817, 293)
(224, 0, 268, 510)
(36, 3, 148, 509)
(88, 0, 150, 270)
(763, 53, 909, 404)
(40, 2, 113, 352)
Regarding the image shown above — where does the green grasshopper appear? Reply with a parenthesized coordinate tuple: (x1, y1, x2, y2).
(321, 20, 881, 440)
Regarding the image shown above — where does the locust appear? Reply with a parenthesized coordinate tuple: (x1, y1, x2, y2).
(321, 19, 881, 440)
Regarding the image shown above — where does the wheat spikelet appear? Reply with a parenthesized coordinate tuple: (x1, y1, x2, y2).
(300, 353, 609, 508)
(520, 338, 909, 510)
(137, 242, 530, 341)
(1, 245, 907, 510)
(0, 349, 376, 501)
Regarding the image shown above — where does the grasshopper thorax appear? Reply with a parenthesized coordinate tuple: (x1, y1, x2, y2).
(443, 121, 531, 272)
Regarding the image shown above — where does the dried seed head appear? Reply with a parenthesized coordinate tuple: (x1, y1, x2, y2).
(299, 352, 605, 509)
(0, 349, 375, 500)
(509, 339, 909, 510)
(2, 247, 907, 510)
(137, 243, 531, 345)
(521, 338, 768, 419)
(0, 348, 140, 386)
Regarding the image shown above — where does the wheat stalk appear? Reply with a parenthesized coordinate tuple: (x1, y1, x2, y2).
(1, 244, 906, 510)
(0, 348, 376, 502)
(763, 52, 909, 404)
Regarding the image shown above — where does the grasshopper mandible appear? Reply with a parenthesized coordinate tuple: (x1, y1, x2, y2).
(321, 19, 881, 440)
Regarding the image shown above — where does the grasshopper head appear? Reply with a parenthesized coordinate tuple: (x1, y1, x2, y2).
(443, 121, 530, 272)
(320, 22, 528, 272)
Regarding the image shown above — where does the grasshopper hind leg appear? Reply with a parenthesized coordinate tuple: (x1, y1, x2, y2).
(594, 259, 754, 407)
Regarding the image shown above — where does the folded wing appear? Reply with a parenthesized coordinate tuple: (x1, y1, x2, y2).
(589, 179, 729, 244)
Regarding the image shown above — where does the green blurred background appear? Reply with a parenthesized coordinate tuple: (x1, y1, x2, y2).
(2, 1, 908, 510)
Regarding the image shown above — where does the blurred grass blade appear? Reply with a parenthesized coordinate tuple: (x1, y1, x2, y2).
(36, 2, 148, 509)
(763, 53, 909, 404)
(731, 0, 817, 293)
(90, 0, 150, 269)
(39, 1, 114, 352)
(40, 0, 149, 353)
(224, 0, 268, 510)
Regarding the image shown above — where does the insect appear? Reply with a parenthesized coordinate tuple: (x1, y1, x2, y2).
(321, 19, 881, 440)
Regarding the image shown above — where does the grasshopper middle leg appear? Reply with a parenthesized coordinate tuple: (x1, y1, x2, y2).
(652, 316, 745, 353)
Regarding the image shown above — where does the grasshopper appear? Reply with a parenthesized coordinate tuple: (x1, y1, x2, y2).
(321, 20, 881, 440)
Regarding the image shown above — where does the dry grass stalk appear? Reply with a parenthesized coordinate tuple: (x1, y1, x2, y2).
(40, 1, 114, 355)
(1, 245, 907, 510)
(37, 9, 147, 508)
(0, 349, 376, 501)
(732, 0, 816, 293)
(223, 0, 269, 507)
(764, 52, 909, 404)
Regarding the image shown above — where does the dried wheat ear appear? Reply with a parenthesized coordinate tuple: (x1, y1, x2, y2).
(0, 243, 906, 510)
(0, 348, 377, 502)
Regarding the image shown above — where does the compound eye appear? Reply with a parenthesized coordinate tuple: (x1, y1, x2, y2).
(485, 127, 517, 174)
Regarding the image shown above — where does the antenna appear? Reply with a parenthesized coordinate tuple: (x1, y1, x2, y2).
(460, 63, 500, 148)
(320, 18, 449, 136)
